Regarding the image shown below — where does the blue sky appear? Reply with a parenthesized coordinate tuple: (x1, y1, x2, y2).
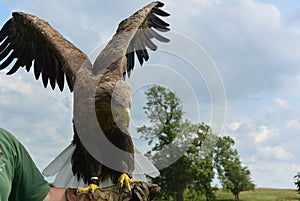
(0, 0, 300, 189)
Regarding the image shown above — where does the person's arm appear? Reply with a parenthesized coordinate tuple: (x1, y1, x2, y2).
(43, 187, 66, 201)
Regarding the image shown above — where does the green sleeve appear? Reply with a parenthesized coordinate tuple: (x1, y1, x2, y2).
(0, 128, 51, 201)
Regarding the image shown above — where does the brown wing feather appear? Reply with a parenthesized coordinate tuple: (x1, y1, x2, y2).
(92, 1, 170, 77)
(0, 12, 92, 91)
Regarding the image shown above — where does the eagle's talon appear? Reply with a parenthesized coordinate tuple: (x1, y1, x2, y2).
(77, 183, 100, 194)
(118, 173, 140, 192)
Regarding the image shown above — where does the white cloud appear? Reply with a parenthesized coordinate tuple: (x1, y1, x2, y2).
(176, 0, 300, 101)
(287, 119, 300, 129)
(274, 97, 290, 109)
(249, 161, 300, 188)
(251, 125, 279, 144)
(257, 145, 293, 160)
(0, 71, 33, 97)
(0, 69, 73, 169)
(226, 122, 242, 131)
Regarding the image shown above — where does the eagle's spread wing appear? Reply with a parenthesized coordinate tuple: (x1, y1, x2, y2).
(0, 12, 92, 91)
(93, 1, 170, 77)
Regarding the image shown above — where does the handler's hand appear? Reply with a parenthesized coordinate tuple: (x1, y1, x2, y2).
(130, 182, 160, 201)
(65, 182, 160, 201)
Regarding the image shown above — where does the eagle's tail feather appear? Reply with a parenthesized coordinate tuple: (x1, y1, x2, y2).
(42, 144, 86, 187)
(42, 144, 75, 177)
(132, 147, 160, 181)
(42, 145, 160, 187)
(53, 159, 86, 187)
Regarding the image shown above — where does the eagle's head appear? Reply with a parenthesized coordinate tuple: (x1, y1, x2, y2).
(111, 80, 132, 130)
(94, 80, 132, 134)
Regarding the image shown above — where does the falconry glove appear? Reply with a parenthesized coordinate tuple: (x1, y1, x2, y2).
(65, 182, 160, 201)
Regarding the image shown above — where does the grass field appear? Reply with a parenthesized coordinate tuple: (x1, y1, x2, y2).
(212, 188, 300, 201)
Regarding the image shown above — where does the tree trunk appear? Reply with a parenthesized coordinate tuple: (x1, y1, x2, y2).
(206, 194, 210, 201)
(205, 185, 211, 201)
(234, 193, 240, 201)
(176, 189, 184, 201)
(175, 179, 184, 201)
(174, 172, 184, 201)
(174, 164, 184, 201)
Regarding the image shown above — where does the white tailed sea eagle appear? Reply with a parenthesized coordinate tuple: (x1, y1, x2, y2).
(0, 1, 170, 190)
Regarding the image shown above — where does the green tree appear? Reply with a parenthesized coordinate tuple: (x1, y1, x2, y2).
(137, 85, 183, 152)
(137, 86, 194, 201)
(138, 85, 254, 201)
(186, 124, 218, 201)
(137, 85, 216, 201)
(294, 172, 300, 193)
(215, 136, 255, 201)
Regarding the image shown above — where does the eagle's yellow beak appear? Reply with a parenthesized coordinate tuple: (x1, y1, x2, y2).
(124, 108, 130, 125)
(112, 107, 131, 127)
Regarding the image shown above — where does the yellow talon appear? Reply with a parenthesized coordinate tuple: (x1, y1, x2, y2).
(118, 173, 140, 191)
(77, 183, 100, 194)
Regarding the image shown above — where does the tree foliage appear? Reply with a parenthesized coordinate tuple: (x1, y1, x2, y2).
(137, 85, 254, 201)
(138, 85, 183, 151)
(137, 86, 212, 201)
(215, 137, 255, 201)
(294, 172, 300, 194)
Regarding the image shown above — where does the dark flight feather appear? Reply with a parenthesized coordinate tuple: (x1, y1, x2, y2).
(0, 11, 92, 91)
(93, 1, 170, 77)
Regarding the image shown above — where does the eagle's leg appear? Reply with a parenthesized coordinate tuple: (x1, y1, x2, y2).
(118, 173, 140, 191)
(77, 177, 100, 194)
